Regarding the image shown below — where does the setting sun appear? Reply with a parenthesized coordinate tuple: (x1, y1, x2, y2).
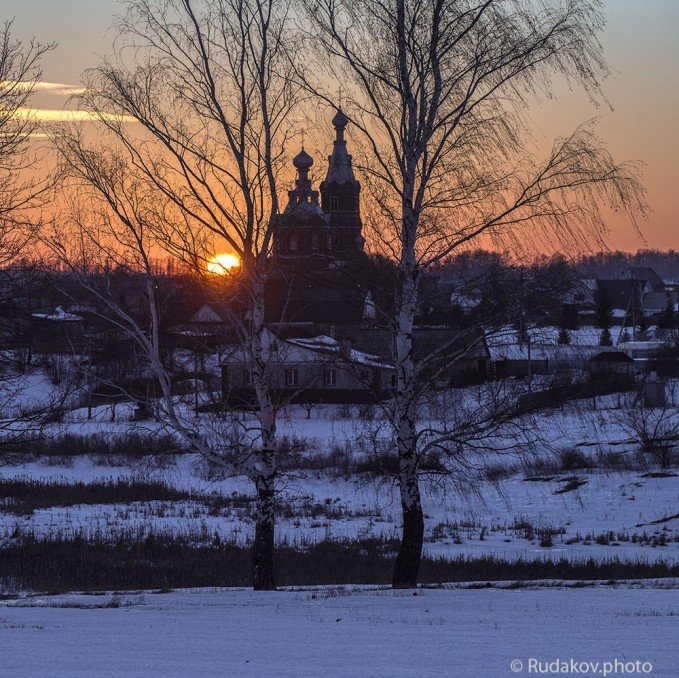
(207, 253, 240, 274)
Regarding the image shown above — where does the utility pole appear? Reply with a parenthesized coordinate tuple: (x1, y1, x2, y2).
(630, 268, 637, 342)
(194, 343, 199, 418)
(86, 333, 93, 421)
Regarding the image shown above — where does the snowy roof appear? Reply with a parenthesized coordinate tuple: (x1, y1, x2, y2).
(285, 335, 392, 369)
(617, 341, 667, 350)
(487, 343, 604, 362)
(487, 326, 604, 348)
(32, 306, 83, 322)
(449, 292, 481, 309)
(221, 332, 393, 369)
(485, 326, 615, 362)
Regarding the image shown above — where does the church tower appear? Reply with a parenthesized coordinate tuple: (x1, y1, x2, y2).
(319, 110, 365, 257)
(274, 147, 326, 259)
(274, 111, 364, 263)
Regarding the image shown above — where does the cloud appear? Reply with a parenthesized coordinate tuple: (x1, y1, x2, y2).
(1, 80, 86, 96)
(14, 107, 137, 124)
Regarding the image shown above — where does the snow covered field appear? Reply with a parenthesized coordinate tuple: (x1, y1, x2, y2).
(1, 375, 678, 594)
(2, 455, 677, 565)
(1, 584, 677, 677)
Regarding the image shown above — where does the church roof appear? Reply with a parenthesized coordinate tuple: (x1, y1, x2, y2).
(283, 148, 325, 218)
(332, 109, 349, 129)
(293, 148, 313, 170)
(324, 109, 357, 185)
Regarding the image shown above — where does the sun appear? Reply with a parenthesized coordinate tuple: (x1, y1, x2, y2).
(207, 253, 240, 275)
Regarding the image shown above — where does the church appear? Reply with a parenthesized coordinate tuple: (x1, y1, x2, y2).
(219, 112, 488, 405)
(273, 109, 365, 263)
(263, 110, 379, 334)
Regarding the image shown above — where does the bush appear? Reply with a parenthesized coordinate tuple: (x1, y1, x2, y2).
(1, 531, 676, 593)
(0, 478, 196, 515)
(558, 448, 593, 471)
(8, 431, 188, 459)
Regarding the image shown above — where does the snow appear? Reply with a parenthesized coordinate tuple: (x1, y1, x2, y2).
(3, 455, 677, 564)
(31, 306, 83, 322)
(286, 335, 392, 368)
(1, 585, 677, 677)
(0, 370, 81, 419)
(485, 326, 615, 362)
(1, 368, 677, 676)
(2, 383, 678, 568)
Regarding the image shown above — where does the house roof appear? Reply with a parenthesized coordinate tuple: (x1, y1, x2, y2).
(487, 343, 604, 362)
(630, 267, 665, 292)
(32, 306, 83, 322)
(485, 325, 617, 362)
(596, 279, 648, 310)
(220, 330, 392, 369)
(188, 303, 232, 324)
(285, 335, 392, 368)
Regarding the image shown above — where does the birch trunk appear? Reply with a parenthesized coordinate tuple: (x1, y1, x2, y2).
(392, 202, 424, 588)
(393, 414, 423, 588)
(252, 445, 276, 591)
(249, 271, 277, 590)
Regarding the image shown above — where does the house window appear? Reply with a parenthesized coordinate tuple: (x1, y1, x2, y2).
(285, 369, 299, 387)
(290, 234, 298, 251)
(243, 369, 253, 386)
(390, 373, 397, 389)
(324, 369, 337, 387)
(330, 196, 339, 211)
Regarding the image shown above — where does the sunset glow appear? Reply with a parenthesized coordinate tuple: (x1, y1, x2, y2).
(207, 253, 240, 274)
(14, 107, 136, 123)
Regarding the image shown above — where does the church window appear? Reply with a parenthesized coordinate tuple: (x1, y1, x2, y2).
(290, 234, 298, 251)
(311, 233, 319, 251)
(330, 196, 339, 211)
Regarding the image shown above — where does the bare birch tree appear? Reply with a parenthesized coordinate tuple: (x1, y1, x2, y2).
(0, 20, 53, 260)
(50, 0, 298, 590)
(0, 24, 60, 458)
(300, 0, 647, 587)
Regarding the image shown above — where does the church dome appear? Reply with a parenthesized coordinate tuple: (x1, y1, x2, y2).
(332, 109, 349, 130)
(293, 148, 313, 170)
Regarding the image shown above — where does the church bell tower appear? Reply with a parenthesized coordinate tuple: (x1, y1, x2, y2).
(319, 110, 364, 256)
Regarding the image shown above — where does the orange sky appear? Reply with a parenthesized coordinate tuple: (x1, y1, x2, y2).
(5, 0, 678, 253)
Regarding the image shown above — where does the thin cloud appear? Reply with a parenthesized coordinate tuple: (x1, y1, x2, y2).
(14, 107, 137, 124)
(1, 80, 86, 96)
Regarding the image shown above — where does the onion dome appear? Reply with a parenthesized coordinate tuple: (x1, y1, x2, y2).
(293, 148, 313, 171)
(332, 109, 349, 130)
